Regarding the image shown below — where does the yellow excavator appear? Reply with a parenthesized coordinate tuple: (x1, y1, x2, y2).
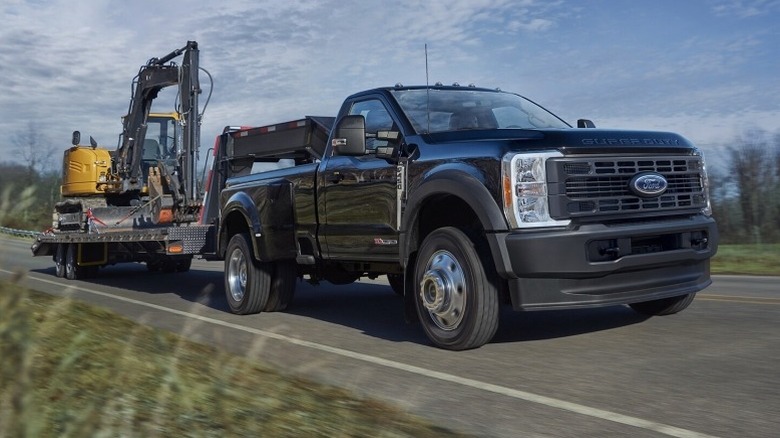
(61, 112, 178, 199)
(56, 41, 205, 230)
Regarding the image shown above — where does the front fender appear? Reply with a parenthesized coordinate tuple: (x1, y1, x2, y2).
(401, 167, 508, 265)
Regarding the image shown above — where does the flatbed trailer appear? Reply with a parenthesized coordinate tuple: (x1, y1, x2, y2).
(31, 115, 333, 279)
(31, 223, 214, 277)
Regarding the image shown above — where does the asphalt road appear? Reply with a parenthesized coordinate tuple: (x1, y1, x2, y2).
(2, 236, 778, 437)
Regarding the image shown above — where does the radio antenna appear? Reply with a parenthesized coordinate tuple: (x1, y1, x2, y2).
(425, 43, 431, 134)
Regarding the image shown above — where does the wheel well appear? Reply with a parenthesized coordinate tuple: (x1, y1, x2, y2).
(413, 194, 482, 250)
(220, 211, 251, 256)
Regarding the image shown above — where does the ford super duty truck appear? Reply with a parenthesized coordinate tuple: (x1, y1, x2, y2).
(209, 84, 718, 350)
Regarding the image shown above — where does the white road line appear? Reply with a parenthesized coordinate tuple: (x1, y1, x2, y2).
(5, 269, 718, 438)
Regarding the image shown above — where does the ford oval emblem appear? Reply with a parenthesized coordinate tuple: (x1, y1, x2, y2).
(629, 172, 668, 197)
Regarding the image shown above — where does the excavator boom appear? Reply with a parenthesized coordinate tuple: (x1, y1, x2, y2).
(115, 40, 201, 216)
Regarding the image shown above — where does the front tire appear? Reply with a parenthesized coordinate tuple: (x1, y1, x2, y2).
(414, 227, 499, 350)
(225, 233, 271, 314)
(629, 293, 696, 316)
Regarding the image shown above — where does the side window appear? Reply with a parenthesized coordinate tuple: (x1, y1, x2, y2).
(348, 99, 395, 150)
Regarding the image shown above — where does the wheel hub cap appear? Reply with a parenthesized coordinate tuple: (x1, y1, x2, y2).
(227, 249, 247, 302)
(419, 250, 466, 331)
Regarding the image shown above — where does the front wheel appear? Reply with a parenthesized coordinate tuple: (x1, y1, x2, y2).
(629, 293, 696, 316)
(224, 233, 271, 314)
(414, 227, 499, 350)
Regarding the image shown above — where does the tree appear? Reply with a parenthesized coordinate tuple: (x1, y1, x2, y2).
(14, 121, 55, 181)
(725, 129, 779, 243)
(0, 123, 61, 230)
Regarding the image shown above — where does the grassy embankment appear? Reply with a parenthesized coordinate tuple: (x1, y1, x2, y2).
(0, 239, 776, 436)
(710, 244, 780, 276)
(0, 276, 467, 438)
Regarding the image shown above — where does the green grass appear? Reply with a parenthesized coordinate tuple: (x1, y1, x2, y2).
(711, 244, 780, 276)
(0, 277, 468, 438)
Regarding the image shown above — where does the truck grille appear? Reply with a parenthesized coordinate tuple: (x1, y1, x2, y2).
(548, 156, 707, 219)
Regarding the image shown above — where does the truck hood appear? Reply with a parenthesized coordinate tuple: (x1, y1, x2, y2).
(421, 128, 696, 154)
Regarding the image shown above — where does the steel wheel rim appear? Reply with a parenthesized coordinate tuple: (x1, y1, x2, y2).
(227, 248, 247, 302)
(419, 249, 466, 331)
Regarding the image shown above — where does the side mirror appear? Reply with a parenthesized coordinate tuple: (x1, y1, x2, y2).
(332, 115, 366, 156)
(577, 119, 596, 128)
(377, 130, 400, 141)
(72, 131, 81, 146)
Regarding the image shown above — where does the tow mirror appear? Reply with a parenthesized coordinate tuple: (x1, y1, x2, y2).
(333, 115, 366, 156)
(577, 119, 596, 128)
(377, 130, 400, 141)
(72, 131, 81, 145)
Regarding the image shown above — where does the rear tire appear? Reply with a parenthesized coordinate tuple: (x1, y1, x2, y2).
(629, 293, 696, 316)
(225, 233, 271, 314)
(264, 261, 297, 312)
(413, 227, 499, 350)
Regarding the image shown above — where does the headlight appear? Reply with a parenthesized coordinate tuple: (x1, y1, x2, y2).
(501, 151, 570, 229)
(693, 148, 713, 217)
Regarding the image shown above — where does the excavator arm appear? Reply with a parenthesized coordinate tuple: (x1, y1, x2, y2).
(113, 41, 202, 221)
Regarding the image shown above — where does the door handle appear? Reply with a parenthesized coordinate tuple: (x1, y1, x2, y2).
(327, 171, 344, 184)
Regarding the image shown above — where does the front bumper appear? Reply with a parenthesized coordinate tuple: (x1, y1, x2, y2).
(487, 215, 718, 310)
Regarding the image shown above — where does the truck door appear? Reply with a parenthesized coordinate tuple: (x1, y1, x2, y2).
(319, 98, 400, 261)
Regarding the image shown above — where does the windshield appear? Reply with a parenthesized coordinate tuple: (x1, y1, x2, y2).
(389, 88, 570, 134)
(144, 115, 179, 159)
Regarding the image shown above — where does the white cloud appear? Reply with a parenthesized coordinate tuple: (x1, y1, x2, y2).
(0, 0, 777, 169)
(712, 0, 780, 18)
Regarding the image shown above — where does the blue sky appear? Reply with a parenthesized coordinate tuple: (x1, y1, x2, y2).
(1, 0, 778, 170)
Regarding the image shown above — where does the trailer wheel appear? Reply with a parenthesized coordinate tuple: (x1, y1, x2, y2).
(225, 233, 271, 314)
(175, 257, 192, 272)
(414, 227, 499, 350)
(65, 244, 83, 280)
(629, 293, 696, 316)
(264, 261, 297, 312)
(54, 244, 66, 278)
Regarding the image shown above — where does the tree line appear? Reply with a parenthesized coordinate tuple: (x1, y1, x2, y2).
(1, 127, 778, 244)
(709, 129, 780, 244)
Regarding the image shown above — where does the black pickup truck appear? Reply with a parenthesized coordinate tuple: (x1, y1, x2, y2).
(209, 84, 718, 350)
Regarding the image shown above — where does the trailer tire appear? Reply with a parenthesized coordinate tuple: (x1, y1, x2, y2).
(175, 257, 192, 273)
(629, 293, 696, 316)
(264, 261, 297, 312)
(54, 244, 66, 278)
(225, 233, 271, 314)
(161, 258, 177, 273)
(413, 227, 499, 350)
(65, 244, 83, 280)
